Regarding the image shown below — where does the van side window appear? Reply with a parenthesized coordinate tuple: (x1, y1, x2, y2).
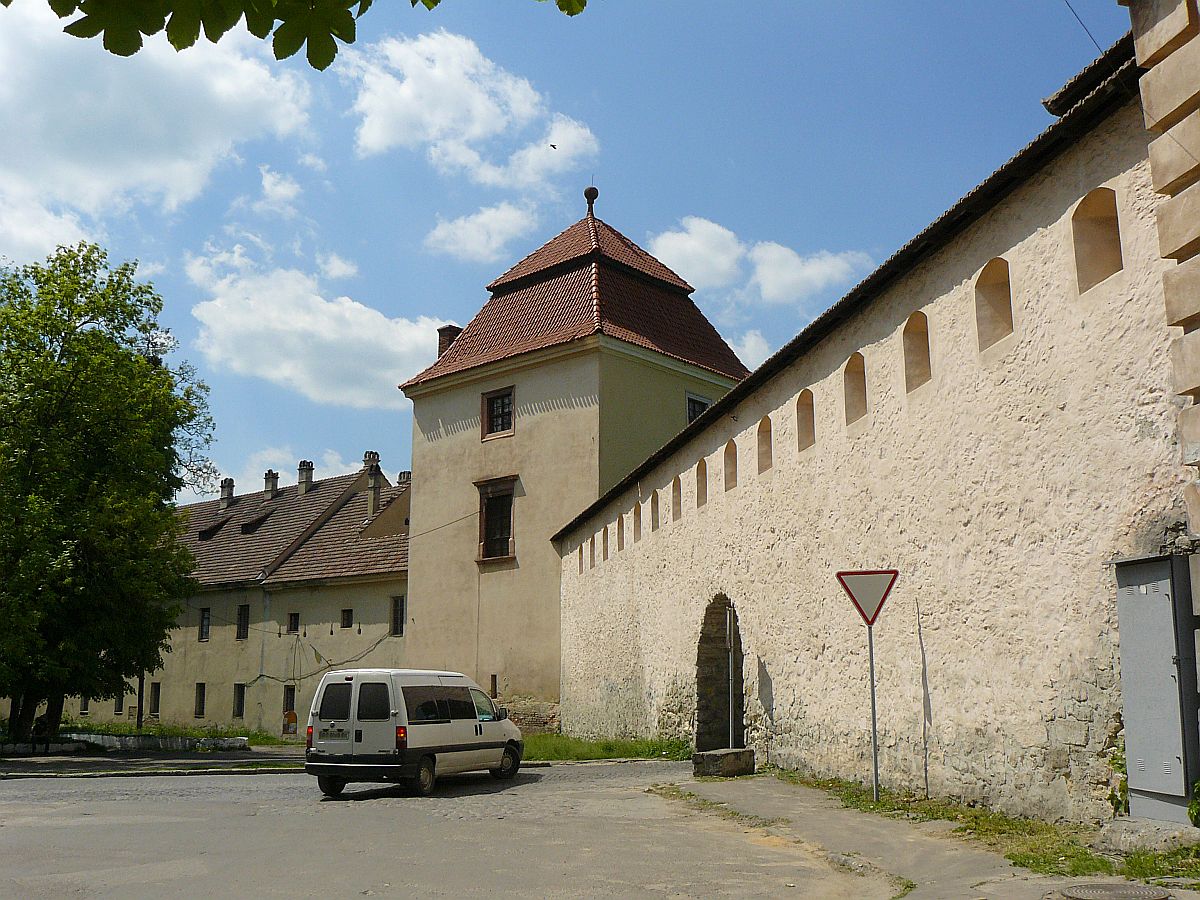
(357, 682, 390, 721)
(470, 688, 496, 722)
(403, 685, 450, 723)
(446, 687, 476, 720)
(318, 683, 352, 721)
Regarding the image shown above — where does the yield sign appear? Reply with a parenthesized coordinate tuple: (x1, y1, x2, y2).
(836, 570, 899, 626)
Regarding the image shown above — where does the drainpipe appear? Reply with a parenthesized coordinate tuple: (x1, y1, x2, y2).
(727, 605, 734, 749)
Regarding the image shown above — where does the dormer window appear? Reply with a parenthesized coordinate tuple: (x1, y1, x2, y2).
(482, 387, 514, 439)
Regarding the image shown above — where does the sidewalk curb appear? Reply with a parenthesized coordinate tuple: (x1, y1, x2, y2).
(0, 766, 304, 780)
(0, 756, 680, 780)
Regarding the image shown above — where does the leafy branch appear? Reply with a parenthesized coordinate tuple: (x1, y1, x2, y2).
(0, 0, 587, 70)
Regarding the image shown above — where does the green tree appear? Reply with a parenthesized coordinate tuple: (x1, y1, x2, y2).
(0, 243, 215, 741)
(0, 0, 587, 70)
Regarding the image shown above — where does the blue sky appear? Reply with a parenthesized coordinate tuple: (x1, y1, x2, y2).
(0, 1, 1132, 498)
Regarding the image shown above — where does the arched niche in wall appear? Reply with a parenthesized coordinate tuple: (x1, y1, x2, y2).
(975, 257, 1013, 351)
(723, 439, 738, 490)
(844, 352, 867, 425)
(903, 311, 932, 392)
(633, 503, 642, 542)
(1073, 187, 1123, 293)
(671, 476, 682, 522)
(797, 389, 815, 451)
(757, 416, 773, 474)
(601, 524, 609, 560)
(616, 514, 624, 551)
(696, 458, 708, 507)
(650, 490, 660, 531)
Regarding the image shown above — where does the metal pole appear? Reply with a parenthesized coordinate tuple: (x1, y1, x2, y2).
(726, 605, 734, 749)
(868, 623, 879, 802)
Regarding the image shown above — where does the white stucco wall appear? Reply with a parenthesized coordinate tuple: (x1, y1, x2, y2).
(558, 101, 1188, 821)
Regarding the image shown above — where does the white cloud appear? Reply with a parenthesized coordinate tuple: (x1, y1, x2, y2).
(298, 153, 327, 172)
(317, 252, 359, 279)
(424, 202, 537, 263)
(648, 216, 870, 311)
(343, 30, 596, 192)
(188, 247, 448, 410)
(748, 244, 872, 305)
(649, 217, 745, 291)
(253, 166, 302, 217)
(731, 330, 771, 369)
(0, 188, 89, 264)
(0, 4, 308, 261)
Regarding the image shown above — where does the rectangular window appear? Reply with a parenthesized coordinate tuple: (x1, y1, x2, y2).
(79, 696, 90, 715)
(391, 596, 405, 636)
(283, 685, 296, 714)
(114, 692, 124, 715)
(233, 683, 246, 719)
(198, 607, 211, 641)
(401, 685, 450, 724)
(356, 682, 391, 721)
(687, 394, 712, 424)
(482, 387, 514, 437)
(194, 683, 206, 718)
(340, 608, 354, 629)
(477, 476, 516, 560)
(287, 612, 300, 634)
(318, 683, 351, 720)
(149, 682, 161, 717)
(236, 604, 250, 640)
(446, 687, 476, 720)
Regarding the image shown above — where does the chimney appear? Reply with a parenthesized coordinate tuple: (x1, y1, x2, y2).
(219, 477, 234, 509)
(366, 466, 381, 519)
(362, 450, 381, 468)
(437, 324, 463, 358)
(396, 470, 411, 486)
(297, 460, 314, 495)
(263, 469, 279, 499)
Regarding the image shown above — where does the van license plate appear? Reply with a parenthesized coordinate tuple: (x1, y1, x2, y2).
(319, 727, 349, 741)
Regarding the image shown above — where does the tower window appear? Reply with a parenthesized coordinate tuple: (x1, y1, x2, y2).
(482, 387, 514, 437)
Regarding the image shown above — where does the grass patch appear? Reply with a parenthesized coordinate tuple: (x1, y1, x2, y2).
(58, 719, 294, 747)
(522, 734, 690, 761)
(772, 769, 1114, 877)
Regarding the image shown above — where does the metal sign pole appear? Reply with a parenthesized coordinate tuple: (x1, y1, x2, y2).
(868, 623, 879, 802)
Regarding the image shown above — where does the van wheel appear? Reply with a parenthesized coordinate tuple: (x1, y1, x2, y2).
(408, 756, 436, 797)
(317, 776, 345, 798)
(490, 744, 520, 780)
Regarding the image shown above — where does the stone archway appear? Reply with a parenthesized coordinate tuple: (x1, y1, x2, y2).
(695, 595, 745, 751)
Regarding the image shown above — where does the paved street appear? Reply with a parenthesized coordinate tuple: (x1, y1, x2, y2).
(0, 761, 893, 899)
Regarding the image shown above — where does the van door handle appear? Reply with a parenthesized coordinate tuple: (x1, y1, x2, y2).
(354, 729, 363, 742)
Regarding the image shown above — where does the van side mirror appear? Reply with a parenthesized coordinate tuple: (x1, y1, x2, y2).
(497, 706, 508, 721)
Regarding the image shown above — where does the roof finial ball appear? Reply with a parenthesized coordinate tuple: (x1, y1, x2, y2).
(584, 185, 599, 215)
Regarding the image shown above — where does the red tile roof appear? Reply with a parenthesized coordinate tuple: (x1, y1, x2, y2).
(403, 208, 748, 388)
(177, 471, 408, 589)
(487, 214, 692, 293)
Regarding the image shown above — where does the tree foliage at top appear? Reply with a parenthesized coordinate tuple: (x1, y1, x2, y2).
(0, 0, 588, 70)
(0, 243, 215, 739)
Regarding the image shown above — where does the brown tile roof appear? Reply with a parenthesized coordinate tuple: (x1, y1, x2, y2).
(177, 471, 408, 589)
(403, 209, 748, 389)
(265, 487, 408, 585)
(487, 214, 692, 293)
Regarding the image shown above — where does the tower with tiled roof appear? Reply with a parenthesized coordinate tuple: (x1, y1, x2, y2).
(402, 189, 747, 706)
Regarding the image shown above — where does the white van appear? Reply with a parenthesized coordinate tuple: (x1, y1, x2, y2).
(304, 668, 523, 797)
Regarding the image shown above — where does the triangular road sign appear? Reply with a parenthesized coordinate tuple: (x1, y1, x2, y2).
(836, 570, 899, 626)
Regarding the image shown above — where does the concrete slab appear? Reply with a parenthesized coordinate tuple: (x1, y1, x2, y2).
(693, 748, 755, 777)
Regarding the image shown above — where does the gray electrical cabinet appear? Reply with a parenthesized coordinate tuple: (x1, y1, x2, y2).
(1114, 556, 1199, 825)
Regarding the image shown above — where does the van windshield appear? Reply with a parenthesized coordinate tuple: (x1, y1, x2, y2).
(318, 683, 351, 721)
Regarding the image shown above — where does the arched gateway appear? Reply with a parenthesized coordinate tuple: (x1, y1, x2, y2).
(695, 595, 745, 751)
